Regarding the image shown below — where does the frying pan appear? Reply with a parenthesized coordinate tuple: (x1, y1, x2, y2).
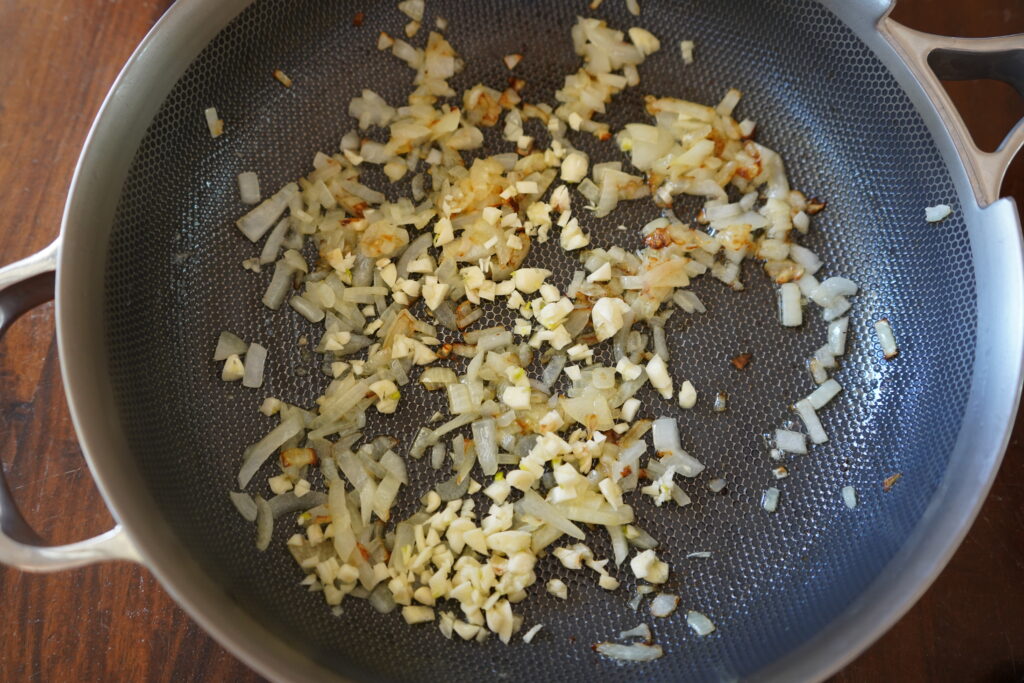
(1, 0, 1022, 681)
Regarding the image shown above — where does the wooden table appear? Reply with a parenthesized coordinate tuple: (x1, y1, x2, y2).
(0, 1, 1021, 680)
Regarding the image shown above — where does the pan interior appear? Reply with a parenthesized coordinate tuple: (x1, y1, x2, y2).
(104, 0, 975, 680)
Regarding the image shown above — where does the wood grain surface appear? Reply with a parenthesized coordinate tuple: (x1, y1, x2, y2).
(0, 1, 1021, 681)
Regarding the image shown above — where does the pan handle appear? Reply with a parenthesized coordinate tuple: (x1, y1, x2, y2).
(0, 241, 139, 571)
(881, 19, 1024, 208)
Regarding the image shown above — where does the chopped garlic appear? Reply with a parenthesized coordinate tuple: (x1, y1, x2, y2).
(630, 549, 669, 584)
(554, 543, 593, 570)
(561, 151, 589, 183)
(560, 217, 590, 251)
(549, 325, 573, 350)
(546, 578, 568, 599)
(628, 27, 660, 55)
(513, 268, 551, 294)
(567, 343, 592, 362)
(269, 474, 293, 494)
(620, 398, 641, 422)
(397, 278, 421, 298)
(336, 563, 359, 584)
(379, 262, 398, 288)
(677, 380, 697, 409)
(422, 276, 450, 310)
(587, 262, 612, 282)
(539, 283, 561, 303)
(598, 573, 621, 591)
(537, 297, 574, 329)
(680, 39, 695, 65)
(646, 354, 674, 399)
(259, 397, 282, 416)
(592, 297, 630, 341)
(222, 354, 245, 381)
(453, 621, 480, 640)
(502, 385, 532, 410)
(433, 217, 455, 246)
(402, 605, 435, 624)
(369, 379, 400, 414)
(599, 477, 624, 510)
(616, 357, 643, 381)
(550, 184, 571, 212)
(641, 467, 676, 507)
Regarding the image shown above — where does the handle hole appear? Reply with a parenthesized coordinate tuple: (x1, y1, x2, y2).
(0, 306, 114, 545)
(937, 78, 1024, 154)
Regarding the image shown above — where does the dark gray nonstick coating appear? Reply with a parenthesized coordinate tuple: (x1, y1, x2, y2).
(104, 1, 974, 680)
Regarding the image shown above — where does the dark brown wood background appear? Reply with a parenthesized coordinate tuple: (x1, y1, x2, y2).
(0, 1, 1021, 681)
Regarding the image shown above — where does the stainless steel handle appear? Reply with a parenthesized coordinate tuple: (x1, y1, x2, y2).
(0, 241, 139, 571)
(881, 18, 1024, 207)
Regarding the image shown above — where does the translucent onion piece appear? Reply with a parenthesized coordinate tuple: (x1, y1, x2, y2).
(594, 642, 663, 661)
(229, 491, 257, 522)
(242, 342, 267, 388)
(254, 496, 273, 551)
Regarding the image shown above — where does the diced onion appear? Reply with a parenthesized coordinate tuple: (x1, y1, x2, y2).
(651, 417, 704, 477)
(523, 624, 543, 643)
(828, 317, 849, 356)
(874, 318, 898, 359)
(779, 282, 802, 327)
(237, 183, 298, 242)
(238, 172, 261, 205)
(685, 610, 716, 636)
(842, 485, 858, 509)
(242, 342, 267, 388)
(204, 107, 223, 137)
(259, 218, 291, 265)
(775, 429, 807, 455)
(794, 399, 827, 444)
(594, 642, 663, 661)
(229, 491, 258, 522)
(650, 593, 680, 618)
(237, 415, 304, 488)
(925, 204, 952, 222)
(262, 261, 296, 310)
(254, 496, 273, 550)
(472, 418, 499, 476)
(618, 623, 651, 641)
(518, 489, 585, 540)
(220, 11, 867, 645)
(430, 442, 446, 470)
(214, 331, 248, 360)
(369, 583, 398, 614)
(807, 378, 842, 410)
(789, 245, 821, 275)
(816, 277, 858, 300)
(269, 491, 327, 518)
(436, 472, 471, 501)
(289, 295, 326, 323)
